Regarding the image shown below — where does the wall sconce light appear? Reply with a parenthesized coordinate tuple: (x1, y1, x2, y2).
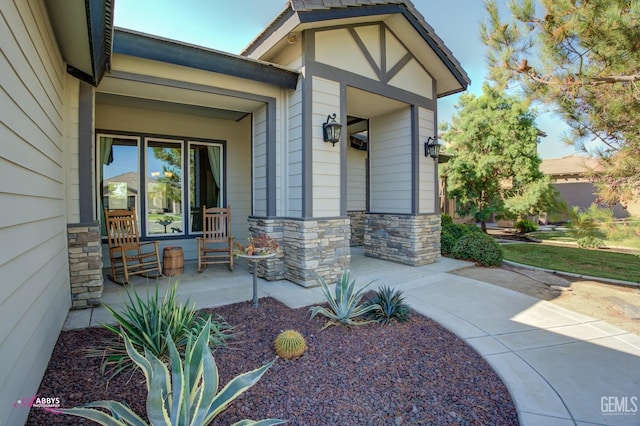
(424, 136, 441, 160)
(323, 113, 343, 146)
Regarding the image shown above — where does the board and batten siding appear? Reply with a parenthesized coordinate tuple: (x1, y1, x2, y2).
(418, 107, 436, 213)
(0, 1, 72, 425)
(311, 76, 341, 217)
(347, 147, 367, 211)
(369, 107, 412, 214)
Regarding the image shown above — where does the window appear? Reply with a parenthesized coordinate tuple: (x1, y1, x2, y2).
(99, 136, 140, 235)
(98, 134, 224, 238)
(189, 143, 222, 232)
(146, 139, 183, 235)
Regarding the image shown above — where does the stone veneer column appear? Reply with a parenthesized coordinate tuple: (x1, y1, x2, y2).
(67, 222, 103, 309)
(247, 217, 286, 280)
(347, 210, 365, 246)
(364, 214, 440, 266)
(284, 218, 351, 287)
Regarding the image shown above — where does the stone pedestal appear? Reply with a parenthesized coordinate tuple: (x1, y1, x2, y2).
(364, 214, 440, 266)
(284, 218, 351, 287)
(248, 216, 352, 287)
(67, 222, 103, 309)
(247, 217, 285, 280)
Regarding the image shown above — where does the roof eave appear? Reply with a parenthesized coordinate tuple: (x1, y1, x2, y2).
(113, 29, 300, 90)
(242, 5, 296, 57)
(45, 0, 113, 86)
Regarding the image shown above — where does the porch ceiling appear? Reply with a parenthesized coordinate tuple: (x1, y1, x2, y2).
(347, 86, 407, 118)
(97, 75, 265, 118)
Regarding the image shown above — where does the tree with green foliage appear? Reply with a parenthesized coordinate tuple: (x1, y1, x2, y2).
(440, 83, 553, 231)
(481, 0, 640, 208)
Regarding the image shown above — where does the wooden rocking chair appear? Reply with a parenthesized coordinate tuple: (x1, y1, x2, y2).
(197, 205, 234, 272)
(104, 208, 162, 284)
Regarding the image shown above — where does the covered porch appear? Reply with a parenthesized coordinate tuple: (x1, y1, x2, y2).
(63, 247, 466, 330)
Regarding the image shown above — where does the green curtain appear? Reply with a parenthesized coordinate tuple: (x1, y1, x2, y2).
(99, 137, 113, 235)
(207, 145, 221, 207)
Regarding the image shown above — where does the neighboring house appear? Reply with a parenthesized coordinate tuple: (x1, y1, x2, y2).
(540, 155, 635, 219)
(0, 1, 468, 423)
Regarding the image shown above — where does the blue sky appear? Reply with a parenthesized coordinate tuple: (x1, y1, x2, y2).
(114, 0, 576, 159)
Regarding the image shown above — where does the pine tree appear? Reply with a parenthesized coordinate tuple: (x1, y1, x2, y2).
(482, 0, 640, 207)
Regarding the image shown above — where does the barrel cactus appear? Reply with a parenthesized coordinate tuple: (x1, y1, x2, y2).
(274, 330, 306, 359)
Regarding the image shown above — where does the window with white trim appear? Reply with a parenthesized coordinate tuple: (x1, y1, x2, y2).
(98, 134, 224, 238)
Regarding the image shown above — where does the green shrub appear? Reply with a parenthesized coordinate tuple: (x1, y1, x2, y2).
(364, 286, 410, 325)
(441, 214, 454, 227)
(309, 270, 380, 329)
(577, 236, 605, 249)
(440, 231, 457, 255)
(92, 282, 235, 378)
(441, 223, 483, 255)
(64, 320, 284, 426)
(452, 233, 504, 266)
(514, 219, 538, 233)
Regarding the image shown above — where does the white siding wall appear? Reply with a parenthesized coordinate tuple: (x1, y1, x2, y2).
(347, 147, 367, 211)
(418, 107, 436, 213)
(311, 77, 341, 217)
(96, 104, 252, 246)
(369, 108, 412, 213)
(253, 104, 268, 216)
(316, 28, 379, 81)
(0, 2, 71, 425)
(287, 80, 303, 217)
(271, 43, 302, 70)
(388, 58, 433, 99)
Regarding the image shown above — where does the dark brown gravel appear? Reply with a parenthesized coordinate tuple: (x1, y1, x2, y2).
(28, 297, 519, 425)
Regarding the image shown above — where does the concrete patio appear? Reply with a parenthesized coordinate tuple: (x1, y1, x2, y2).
(63, 247, 640, 426)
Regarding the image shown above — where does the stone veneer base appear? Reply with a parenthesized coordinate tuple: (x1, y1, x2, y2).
(364, 213, 441, 266)
(348, 210, 365, 246)
(249, 217, 351, 288)
(67, 222, 103, 309)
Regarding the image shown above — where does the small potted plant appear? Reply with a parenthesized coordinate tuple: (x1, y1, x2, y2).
(234, 234, 279, 256)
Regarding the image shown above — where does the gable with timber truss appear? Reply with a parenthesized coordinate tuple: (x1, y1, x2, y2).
(314, 23, 433, 99)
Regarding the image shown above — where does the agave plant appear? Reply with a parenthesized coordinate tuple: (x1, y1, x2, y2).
(63, 319, 285, 426)
(365, 286, 410, 325)
(91, 282, 235, 378)
(309, 270, 380, 329)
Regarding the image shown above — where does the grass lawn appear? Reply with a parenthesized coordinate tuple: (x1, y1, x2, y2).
(502, 243, 640, 283)
(530, 229, 640, 250)
(529, 230, 576, 243)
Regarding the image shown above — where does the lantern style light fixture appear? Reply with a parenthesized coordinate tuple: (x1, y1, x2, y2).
(323, 113, 343, 146)
(424, 136, 441, 160)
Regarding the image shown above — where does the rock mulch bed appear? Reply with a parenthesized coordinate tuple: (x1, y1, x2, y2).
(28, 297, 518, 425)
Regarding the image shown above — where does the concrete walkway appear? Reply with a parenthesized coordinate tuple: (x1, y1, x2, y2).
(64, 249, 640, 425)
